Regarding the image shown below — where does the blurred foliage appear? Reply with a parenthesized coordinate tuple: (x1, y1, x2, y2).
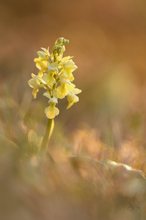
(0, 90, 146, 219)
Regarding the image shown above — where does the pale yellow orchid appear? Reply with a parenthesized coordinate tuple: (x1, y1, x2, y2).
(28, 37, 81, 119)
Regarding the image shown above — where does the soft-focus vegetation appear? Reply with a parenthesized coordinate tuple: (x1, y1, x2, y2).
(1, 1, 146, 219)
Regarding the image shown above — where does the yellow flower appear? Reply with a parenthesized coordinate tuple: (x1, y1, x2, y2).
(55, 83, 68, 99)
(28, 73, 41, 98)
(34, 57, 48, 71)
(28, 37, 81, 119)
(67, 86, 81, 109)
(67, 94, 79, 109)
(45, 103, 59, 119)
(42, 72, 55, 89)
(63, 60, 77, 74)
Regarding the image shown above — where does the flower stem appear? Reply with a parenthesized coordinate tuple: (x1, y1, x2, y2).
(41, 119, 54, 152)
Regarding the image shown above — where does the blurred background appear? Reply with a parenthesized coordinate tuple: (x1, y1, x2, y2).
(1, 0, 146, 146)
(1, 1, 146, 219)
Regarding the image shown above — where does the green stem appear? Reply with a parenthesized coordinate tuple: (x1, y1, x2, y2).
(41, 119, 54, 152)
